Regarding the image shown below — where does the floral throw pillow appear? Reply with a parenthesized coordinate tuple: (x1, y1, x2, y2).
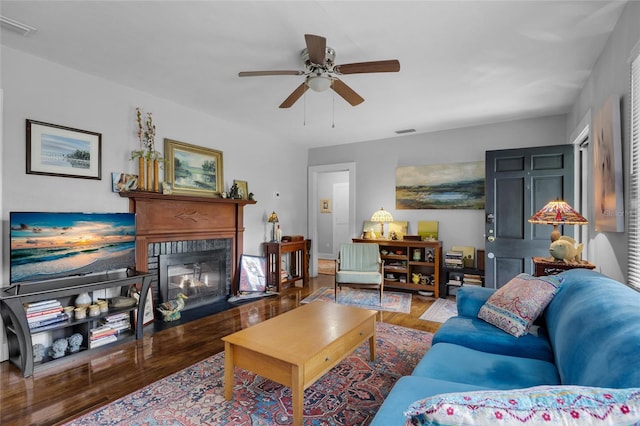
(404, 385, 640, 426)
(477, 273, 561, 337)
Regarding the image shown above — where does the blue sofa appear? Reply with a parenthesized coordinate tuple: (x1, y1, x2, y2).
(371, 269, 640, 425)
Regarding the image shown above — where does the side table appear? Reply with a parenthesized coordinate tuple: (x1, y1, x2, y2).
(532, 256, 596, 277)
(263, 239, 310, 291)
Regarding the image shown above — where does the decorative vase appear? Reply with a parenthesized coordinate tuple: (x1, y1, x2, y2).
(146, 158, 152, 192)
(138, 157, 146, 191)
(75, 292, 91, 307)
(413, 249, 421, 261)
(412, 273, 421, 284)
(153, 159, 159, 192)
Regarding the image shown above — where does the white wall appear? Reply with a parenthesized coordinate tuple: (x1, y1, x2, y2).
(566, 0, 640, 282)
(1, 47, 309, 265)
(309, 115, 568, 253)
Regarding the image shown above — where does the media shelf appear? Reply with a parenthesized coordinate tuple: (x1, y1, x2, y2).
(0, 270, 153, 377)
(352, 239, 442, 297)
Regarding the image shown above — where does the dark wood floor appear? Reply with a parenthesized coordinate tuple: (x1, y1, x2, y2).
(0, 274, 443, 426)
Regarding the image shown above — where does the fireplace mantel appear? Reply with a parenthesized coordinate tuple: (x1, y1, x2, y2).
(120, 191, 256, 292)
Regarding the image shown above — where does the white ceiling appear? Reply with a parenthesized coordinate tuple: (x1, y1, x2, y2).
(0, 1, 627, 148)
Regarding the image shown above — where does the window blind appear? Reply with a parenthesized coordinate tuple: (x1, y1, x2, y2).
(628, 50, 640, 290)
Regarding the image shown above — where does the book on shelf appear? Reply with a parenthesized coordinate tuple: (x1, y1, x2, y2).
(24, 300, 62, 313)
(26, 306, 64, 318)
(28, 313, 69, 329)
(27, 309, 64, 322)
(103, 312, 130, 322)
(444, 251, 464, 268)
(89, 334, 118, 349)
(98, 318, 131, 333)
(463, 273, 483, 286)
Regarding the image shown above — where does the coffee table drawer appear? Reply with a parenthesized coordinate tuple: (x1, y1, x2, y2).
(345, 321, 375, 350)
(305, 338, 346, 381)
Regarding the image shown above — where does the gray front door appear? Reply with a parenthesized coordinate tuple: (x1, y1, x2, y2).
(485, 145, 575, 288)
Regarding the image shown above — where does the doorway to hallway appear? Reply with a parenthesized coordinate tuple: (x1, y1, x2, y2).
(308, 162, 356, 277)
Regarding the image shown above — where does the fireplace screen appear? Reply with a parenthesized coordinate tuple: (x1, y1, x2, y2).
(158, 249, 228, 310)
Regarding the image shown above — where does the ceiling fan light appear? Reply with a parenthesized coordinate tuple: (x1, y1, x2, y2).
(307, 76, 332, 92)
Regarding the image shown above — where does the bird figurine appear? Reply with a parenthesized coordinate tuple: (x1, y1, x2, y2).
(157, 293, 188, 322)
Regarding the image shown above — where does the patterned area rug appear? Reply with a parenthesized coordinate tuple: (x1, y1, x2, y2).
(301, 287, 412, 313)
(65, 323, 432, 426)
(419, 298, 457, 323)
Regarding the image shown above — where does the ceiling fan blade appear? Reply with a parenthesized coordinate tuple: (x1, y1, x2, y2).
(331, 78, 364, 106)
(334, 60, 400, 75)
(239, 70, 304, 77)
(305, 34, 327, 65)
(279, 83, 309, 108)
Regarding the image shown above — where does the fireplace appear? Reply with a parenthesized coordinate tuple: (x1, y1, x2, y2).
(158, 247, 230, 311)
(120, 191, 256, 326)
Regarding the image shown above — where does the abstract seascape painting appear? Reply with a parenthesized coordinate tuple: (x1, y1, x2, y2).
(396, 161, 485, 210)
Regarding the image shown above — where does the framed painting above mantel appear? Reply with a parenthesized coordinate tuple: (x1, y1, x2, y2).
(164, 138, 223, 197)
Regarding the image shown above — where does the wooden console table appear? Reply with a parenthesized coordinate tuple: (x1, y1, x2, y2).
(532, 256, 596, 277)
(263, 240, 310, 291)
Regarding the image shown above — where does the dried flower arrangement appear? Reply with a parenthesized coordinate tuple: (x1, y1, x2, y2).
(131, 107, 160, 160)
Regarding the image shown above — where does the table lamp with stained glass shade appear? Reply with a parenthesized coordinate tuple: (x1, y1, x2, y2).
(371, 207, 394, 239)
(268, 211, 279, 242)
(528, 199, 588, 242)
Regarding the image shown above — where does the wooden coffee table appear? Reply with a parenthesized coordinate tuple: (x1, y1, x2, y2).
(222, 301, 377, 426)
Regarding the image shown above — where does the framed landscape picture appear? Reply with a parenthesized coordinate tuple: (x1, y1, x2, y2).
(26, 119, 102, 180)
(395, 161, 485, 209)
(164, 138, 223, 197)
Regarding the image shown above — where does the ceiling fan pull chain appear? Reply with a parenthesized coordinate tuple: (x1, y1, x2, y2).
(303, 92, 307, 126)
(332, 91, 335, 128)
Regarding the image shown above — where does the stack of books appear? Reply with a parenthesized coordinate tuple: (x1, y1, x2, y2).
(447, 274, 463, 287)
(444, 251, 464, 269)
(89, 312, 133, 348)
(24, 300, 68, 329)
(463, 273, 483, 286)
(100, 312, 131, 334)
(89, 325, 119, 349)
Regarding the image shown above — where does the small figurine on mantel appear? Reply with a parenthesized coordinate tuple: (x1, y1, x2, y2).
(549, 236, 584, 264)
(229, 182, 240, 199)
(157, 293, 188, 322)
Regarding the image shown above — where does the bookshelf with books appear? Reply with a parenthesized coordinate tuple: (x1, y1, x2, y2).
(0, 271, 153, 377)
(352, 238, 442, 297)
(443, 247, 485, 296)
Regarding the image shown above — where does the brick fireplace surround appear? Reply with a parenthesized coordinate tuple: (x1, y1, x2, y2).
(120, 191, 256, 309)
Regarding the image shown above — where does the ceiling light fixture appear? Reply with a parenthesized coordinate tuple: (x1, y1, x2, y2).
(0, 15, 37, 36)
(306, 75, 332, 92)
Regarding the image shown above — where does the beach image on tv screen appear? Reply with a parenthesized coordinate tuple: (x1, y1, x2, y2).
(10, 212, 136, 283)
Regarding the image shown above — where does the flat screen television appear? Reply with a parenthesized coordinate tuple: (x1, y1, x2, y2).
(10, 212, 136, 284)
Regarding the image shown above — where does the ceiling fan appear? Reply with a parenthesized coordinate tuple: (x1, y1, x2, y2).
(238, 34, 400, 108)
